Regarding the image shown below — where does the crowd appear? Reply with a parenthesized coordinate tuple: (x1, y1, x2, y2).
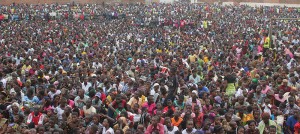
(0, 1, 300, 134)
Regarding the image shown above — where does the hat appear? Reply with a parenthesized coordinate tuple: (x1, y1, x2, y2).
(140, 76, 147, 81)
(153, 83, 160, 87)
(130, 65, 135, 70)
(58, 66, 63, 70)
(91, 74, 97, 77)
(54, 81, 59, 85)
(95, 92, 101, 98)
(252, 78, 258, 83)
(214, 96, 222, 104)
(192, 90, 198, 95)
(283, 79, 288, 83)
(12, 102, 20, 108)
(130, 78, 135, 82)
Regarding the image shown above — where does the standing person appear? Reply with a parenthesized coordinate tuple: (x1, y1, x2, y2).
(224, 68, 236, 97)
(263, 33, 270, 57)
(286, 110, 299, 134)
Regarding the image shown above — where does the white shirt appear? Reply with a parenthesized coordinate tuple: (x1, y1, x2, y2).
(189, 75, 201, 84)
(54, 105, 65, 120)
(48, 90, 61, 100)
(82, 82, 92, 93)
(102, 127, 114, 134)
(164, 126, 179, 134)
(83, 106, 96, 116)
(182, 128, 197, 134)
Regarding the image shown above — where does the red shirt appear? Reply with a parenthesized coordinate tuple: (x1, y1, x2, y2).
(279, 85, 291, 93)
(112, 100, 127, 109)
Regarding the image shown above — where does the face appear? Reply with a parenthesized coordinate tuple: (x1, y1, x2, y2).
(237, 127, 245, 134)
(269, 127, 276, 134)
(262, 115, 270, 124)
(249, 122, 256, 130)
(186, 121, 194, 130)
(151, 117, 158, 126)
(165, 118, 172, 127)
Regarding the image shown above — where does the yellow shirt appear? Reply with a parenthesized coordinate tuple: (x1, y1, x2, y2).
(189, 55, 197, 63)
(156, 49, 162, 53)
(203, 56, 209, 63)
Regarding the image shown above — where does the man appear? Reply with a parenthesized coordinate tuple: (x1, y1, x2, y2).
(262, 33, 270, 57)
(145, 116, 164, 134)
(279, 79, 291, 93)
(258, 112, 280, 134)
(74, 89, 90, 109)
(83, 99, 96, 117)
(26, 107, 44, 126)
(286, 110, 300, 133)
(48, 84, 61, 100)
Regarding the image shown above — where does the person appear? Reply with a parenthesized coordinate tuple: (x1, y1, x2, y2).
(164, 117, 179, 134)
(286, 110, 299, 134)
(258, 113, 279, 134)
(74, 89, 90, 109)
(245, 120, 259, 134)
(102, 119, 114, 134)
(145, 116, 164, 134)
(182, 120, 196, 134)
(236, 126, 245, 134)
(83, 99, 97, 117)
(26, 107, 44, 126)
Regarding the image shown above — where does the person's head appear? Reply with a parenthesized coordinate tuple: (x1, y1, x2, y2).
(214, 125, 225, 134)
(164, 117, 172, 127)
(278, 90, 284, 97)
(86, 99, 92, 108)
(115, 129, 124, 134)
(236, 126, 245, 134)
(102, 119, 109, 128)
(136, 124, 144, 133)
(203, 119, 212, 130)
(60, 97, 67, 107)
(269, 125, 277, 134)
(248, 120, 256, 131)
(288, 97, 295, 107)
(262, 112, 270, 124)
(151, 116, 159, 126)
(186, 120, 194, 130)
(215, 116, 221, 125)
(115, 94, 122, 103)
(89, 125, 99, 134)
(37, 125, 45, 134)
(49, 84, 56, 93)
(148, 95, 154, 104)
(167, 99, 173, 107)
(78, 89, 85, 97)
(238, 96, 244, 104)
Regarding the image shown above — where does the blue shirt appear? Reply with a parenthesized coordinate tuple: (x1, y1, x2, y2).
(286, 116, 298, 132)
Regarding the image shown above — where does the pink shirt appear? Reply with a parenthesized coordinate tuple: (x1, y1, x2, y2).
(142, 103, 156, 115)
(145, 123, 165, 134)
